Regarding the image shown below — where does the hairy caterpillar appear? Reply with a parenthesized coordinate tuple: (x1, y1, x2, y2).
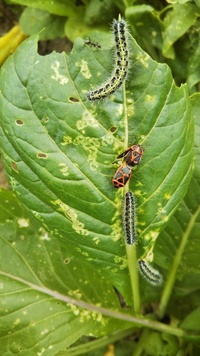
(138, 259, 163, 286)
(87, 16, 130, 101)
(122, 192, 136, 245)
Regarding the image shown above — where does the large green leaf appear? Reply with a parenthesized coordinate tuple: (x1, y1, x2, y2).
(0, 33, 193, 300)
(154, 93, 200, 283)
(149, 93, 200, 321)
(0, 189, 129, 354)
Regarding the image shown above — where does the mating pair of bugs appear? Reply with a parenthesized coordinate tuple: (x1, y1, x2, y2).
(112, 144, 144, 188)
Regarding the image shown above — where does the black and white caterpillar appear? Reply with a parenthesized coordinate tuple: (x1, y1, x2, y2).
(87, 16, 130, 101)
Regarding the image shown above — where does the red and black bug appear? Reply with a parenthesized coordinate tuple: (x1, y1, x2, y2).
(117, 144, 144, 167)
(112, 164, 132, 188)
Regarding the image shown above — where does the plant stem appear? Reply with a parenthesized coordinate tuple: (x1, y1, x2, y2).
(157, 205, 200, 319)
(126, 244, 140, 314)
(132, 328, 150, 356)
(123, 83, 141, 314)
(123, 78, 129, 152)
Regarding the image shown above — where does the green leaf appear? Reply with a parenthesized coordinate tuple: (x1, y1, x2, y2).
(0, 189, 128, 354)
(164, 21, 200, 90)
(20, 8, 66, 40)
(10, 0, 77, 17)
(84, 0, 117, 26)
(154, 93, 200, 285)
(186, 30, 200, 91)
(180, 307, 200, 331)
(162, 3, 200, 59)
(0, 33, 193, 301)
(126, 5, 164, 53)
(166, 0, 194, 4)
(151, 94, 199, 320)
(144, 332, 179, 356)
(64, 7, 94, 42)
(0, 188, 24, 222)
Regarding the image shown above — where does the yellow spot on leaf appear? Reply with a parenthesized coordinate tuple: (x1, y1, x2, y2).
(79, 59, 91, 79)
(18, 218, 29, 227)
(51, 61, 68, 85)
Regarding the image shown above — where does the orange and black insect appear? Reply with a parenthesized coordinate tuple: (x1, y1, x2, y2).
(112, 164, 132, 188)
(117, 144, 144, 167)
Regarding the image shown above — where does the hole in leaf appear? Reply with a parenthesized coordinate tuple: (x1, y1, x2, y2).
(110, 126, 117, 133)
(38, 38, 72, 55)
(69, 97, 79, 103)
(64, 258, 70, 264)
(37, 153, 47, 159)
(16, 119, 24, 125)
(11, 161, 18, 172)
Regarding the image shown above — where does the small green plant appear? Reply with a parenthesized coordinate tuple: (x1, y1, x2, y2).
(0, 1, 200, 355)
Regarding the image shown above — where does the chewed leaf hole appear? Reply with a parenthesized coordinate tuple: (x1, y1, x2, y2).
(11, 161, 18, 172)
(37, 152, 48, 159)
(16, 119, 24, 125)
(69, 97, 79, 103)
(110, 126, 117, 133)
(64, 258, 70, 264)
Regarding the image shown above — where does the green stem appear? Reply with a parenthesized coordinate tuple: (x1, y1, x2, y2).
(123, 83, 141, 314)
(126, 244, 140, 314)
(132, 328, 150, 356)
(123, 79, 129, 152)
(157, 205, 200, 319)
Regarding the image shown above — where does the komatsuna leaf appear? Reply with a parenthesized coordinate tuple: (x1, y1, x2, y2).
(0, 189, 128, 355)
(0, 33, 193, 300)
